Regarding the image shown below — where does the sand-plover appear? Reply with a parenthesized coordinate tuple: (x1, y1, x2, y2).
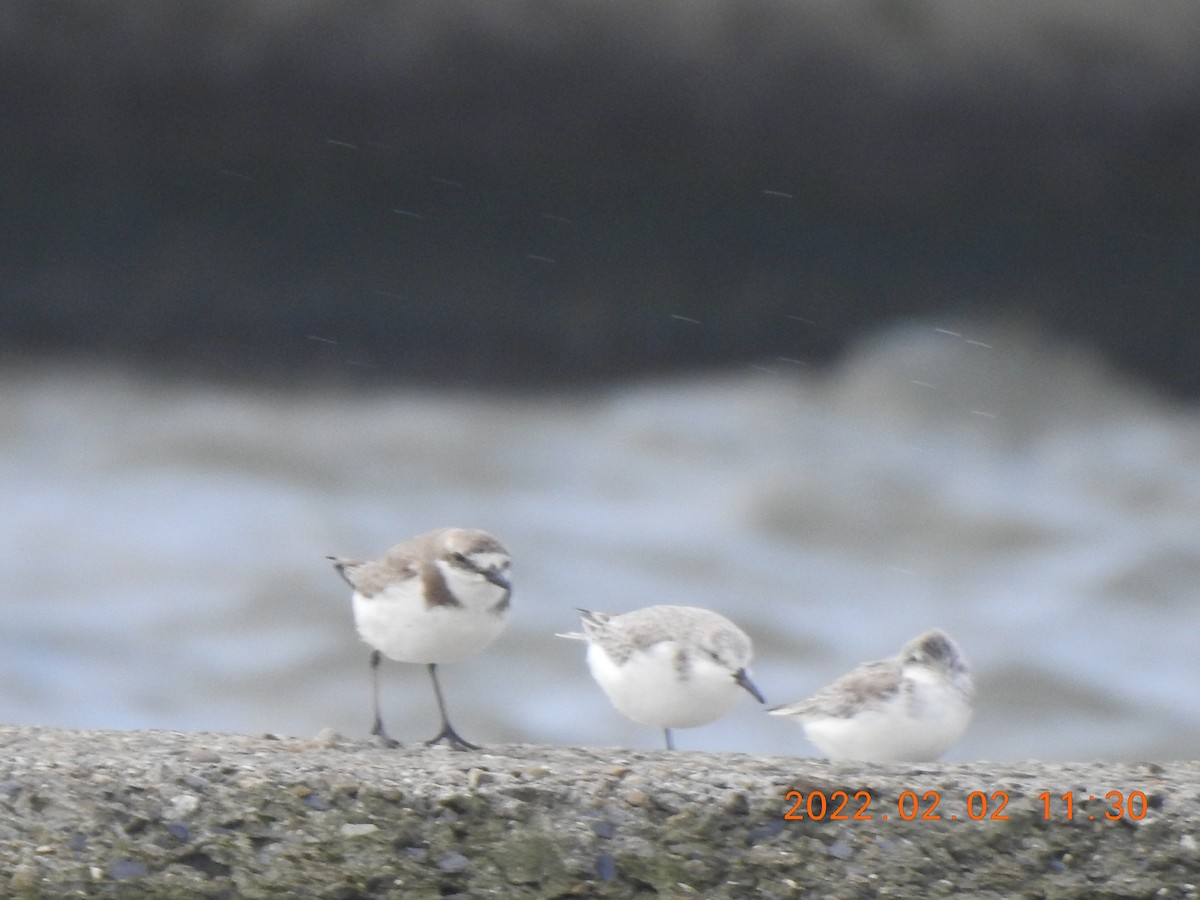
(329, 527, 511, 750)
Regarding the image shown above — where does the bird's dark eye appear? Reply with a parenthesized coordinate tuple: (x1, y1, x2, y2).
(452, 552, 472, 567)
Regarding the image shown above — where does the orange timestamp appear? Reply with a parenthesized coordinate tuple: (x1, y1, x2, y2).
(783, 789, 1150, 822)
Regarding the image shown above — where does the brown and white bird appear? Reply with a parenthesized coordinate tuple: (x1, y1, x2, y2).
(561, 604, 765, 750)
(329, 527, 511, 750)
(769, 628, 973, 761)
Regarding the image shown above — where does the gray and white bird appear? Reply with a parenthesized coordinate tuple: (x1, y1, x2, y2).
(769, 628, 973, 761)
(561, 604, 765, 750)
(329, 527, 511, 751)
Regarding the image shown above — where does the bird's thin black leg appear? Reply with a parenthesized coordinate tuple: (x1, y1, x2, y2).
(424, 663, 479, 751)
(664, 728, 675, 751)
(368, 650, 400, 748)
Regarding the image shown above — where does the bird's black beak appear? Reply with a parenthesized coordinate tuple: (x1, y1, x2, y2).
(483, 567, 511, 592)
(735, 668, 766, 704)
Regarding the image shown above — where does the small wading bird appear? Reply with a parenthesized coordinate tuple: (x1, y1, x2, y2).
(768, 628, 973, 762)
(329, 527, 511, 751)
(561, 604, 765, 750)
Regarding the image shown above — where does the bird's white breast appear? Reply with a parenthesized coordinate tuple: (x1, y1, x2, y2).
(801, 666, 972, 762)
(586, 641, 743, 729)
(352, 575, 508, 664)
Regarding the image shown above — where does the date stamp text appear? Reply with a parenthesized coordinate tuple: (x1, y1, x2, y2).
(782, 789, 1149, 822)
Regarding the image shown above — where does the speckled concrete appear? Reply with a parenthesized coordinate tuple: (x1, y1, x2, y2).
(0, 725, 1195, 898)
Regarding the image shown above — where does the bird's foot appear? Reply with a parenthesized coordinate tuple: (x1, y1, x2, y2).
(425, 724, 479, 752)
(370, 722, 401, 749)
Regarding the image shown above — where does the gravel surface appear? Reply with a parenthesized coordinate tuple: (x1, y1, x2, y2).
(0, 725, 1195, 898)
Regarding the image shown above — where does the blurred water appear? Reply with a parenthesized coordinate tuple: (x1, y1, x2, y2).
(3, 320, 1199, 761)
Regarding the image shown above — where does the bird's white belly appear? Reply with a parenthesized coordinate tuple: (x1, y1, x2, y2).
(352, 582, 507, 664)
(587, 642, 741, 728)
(804, 679, 972, 762)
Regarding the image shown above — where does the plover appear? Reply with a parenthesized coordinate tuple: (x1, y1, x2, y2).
(329, 527, 511, 750)
(769, 628, 973, 761)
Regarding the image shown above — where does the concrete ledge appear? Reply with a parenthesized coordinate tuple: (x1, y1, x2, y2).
(0, 726, 1195, 897)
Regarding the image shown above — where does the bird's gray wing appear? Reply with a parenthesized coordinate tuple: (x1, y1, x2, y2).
(771, 660, 902, 719)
